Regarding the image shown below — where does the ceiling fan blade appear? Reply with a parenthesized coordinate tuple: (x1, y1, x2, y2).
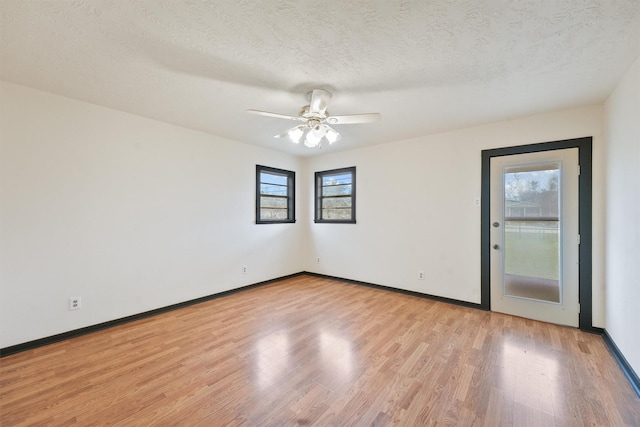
(308, 89, 332, 114)
(246, 109, 301, 121)
(326, 113, 381, 125)
(274, 129, 291, 138)
(274, 125, 306, 144)
(274, 125, 300, 138)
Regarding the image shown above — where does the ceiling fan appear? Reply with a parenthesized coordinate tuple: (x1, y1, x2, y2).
(247, 89, 381, 148)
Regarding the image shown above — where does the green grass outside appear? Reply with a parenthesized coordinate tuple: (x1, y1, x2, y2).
(505, 231, 559, 280)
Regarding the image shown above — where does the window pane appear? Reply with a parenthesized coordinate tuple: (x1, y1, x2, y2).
(505, 221, 559, 280)
(322, 173, 352, 186)
(260, 208, 288, 220)
(261, 172, 287, 186)
(323, 184, 351, 197)
(322, 208, 353, 219)
(502, 163, 560, 302)
(261, 183, 287, 196)
(260, 196, 287, 209)
(322, 197, 352, 209)
(504, 220, 560, 303)
(504, 164, 559, 218)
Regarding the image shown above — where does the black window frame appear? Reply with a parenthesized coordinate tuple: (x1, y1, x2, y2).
(314, 166, 356, 224)
(256, 165, 296, 224)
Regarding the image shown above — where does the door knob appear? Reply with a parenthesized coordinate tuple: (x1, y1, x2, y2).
(492, 222, 500, 227)
(493, 244, 500, 250)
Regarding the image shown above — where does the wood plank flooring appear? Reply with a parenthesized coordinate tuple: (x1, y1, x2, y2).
(1, 275, 639, 426)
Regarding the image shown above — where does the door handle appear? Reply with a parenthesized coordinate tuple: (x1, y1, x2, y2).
(493, 244, 500, 250)
(493, 222, 500, 227)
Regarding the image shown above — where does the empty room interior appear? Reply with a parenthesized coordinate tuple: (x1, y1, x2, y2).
(1, 1, 640, 425)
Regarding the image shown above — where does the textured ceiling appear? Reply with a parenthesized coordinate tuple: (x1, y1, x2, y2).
(1, 1, 639, 156)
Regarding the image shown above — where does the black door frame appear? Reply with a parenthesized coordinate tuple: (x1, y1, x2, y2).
(481, 136, 599, 332)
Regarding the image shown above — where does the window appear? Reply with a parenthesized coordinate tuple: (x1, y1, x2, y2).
(315, 167, 356, 223)
(256, 165, 295, 224)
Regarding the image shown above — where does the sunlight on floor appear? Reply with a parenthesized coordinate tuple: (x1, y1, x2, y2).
(320, 330, 354, 379)
(255, 331, 290, 391)
(500, 337, 560, 416)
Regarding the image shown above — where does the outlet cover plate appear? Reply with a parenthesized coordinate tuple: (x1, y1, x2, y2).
(69, 296, 81, 310)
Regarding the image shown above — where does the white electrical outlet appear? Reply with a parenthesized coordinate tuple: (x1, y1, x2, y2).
(418, 271, 425, 280)
(316, 257, 320, 263)
(241, 265, 248, 274)
(69, 296, 81, 310)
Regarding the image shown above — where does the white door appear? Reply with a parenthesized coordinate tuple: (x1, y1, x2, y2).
(490, 148, 579, 327)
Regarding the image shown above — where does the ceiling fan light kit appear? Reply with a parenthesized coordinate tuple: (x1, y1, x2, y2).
(278, 123, 340, 148)
(247, 89, 381, 149)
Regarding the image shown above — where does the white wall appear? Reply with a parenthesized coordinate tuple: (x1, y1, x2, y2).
(604, 55, 640, 375)
(304, 105, 606, 326)
(0, 82, 304, 348)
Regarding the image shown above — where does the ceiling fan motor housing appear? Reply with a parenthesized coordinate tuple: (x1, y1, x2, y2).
(246, 88, 381, 147)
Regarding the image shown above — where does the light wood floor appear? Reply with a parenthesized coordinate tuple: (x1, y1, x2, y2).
(1, 275, 639, 426)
